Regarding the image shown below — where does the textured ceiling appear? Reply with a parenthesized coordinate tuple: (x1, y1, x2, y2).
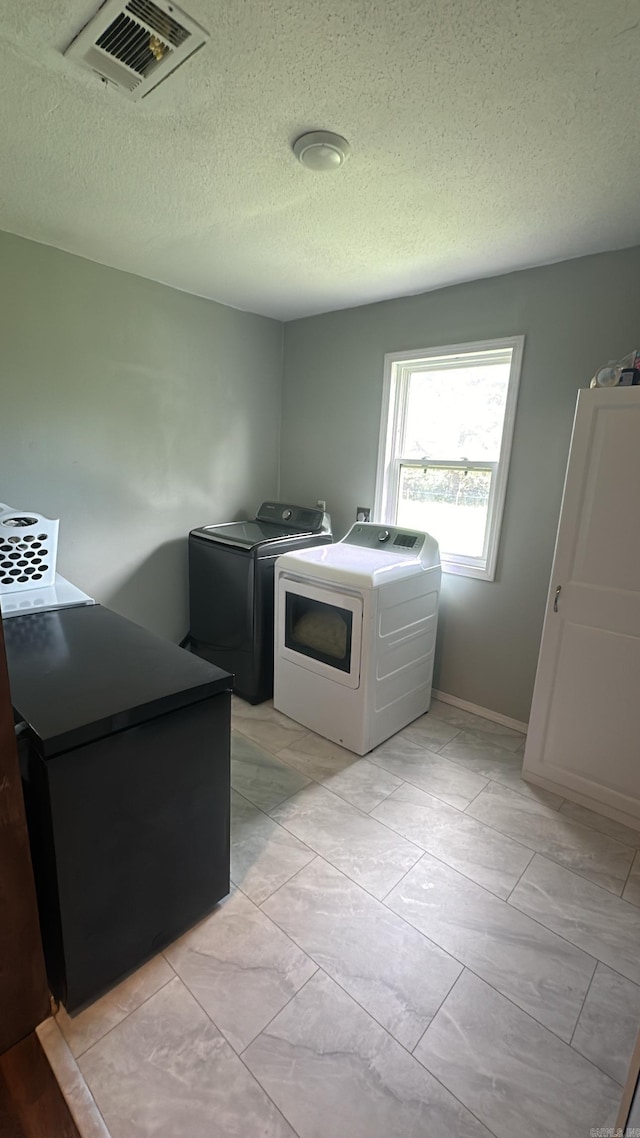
(1, 0, 639, 319)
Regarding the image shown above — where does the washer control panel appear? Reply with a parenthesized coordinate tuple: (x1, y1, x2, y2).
(256, 501, 328, 533)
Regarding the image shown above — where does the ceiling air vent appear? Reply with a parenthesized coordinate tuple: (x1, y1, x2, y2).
(64, 0, 209, 99)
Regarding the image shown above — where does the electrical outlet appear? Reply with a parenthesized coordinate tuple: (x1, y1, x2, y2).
(356, 506, 371, 522)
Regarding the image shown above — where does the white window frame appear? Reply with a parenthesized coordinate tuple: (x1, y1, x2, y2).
(373, 336, 524, 581)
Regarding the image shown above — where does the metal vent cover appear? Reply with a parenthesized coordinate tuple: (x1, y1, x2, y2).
(64, 0, 208, 99)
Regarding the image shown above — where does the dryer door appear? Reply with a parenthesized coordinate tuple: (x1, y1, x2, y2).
(277, 575, 363, 689)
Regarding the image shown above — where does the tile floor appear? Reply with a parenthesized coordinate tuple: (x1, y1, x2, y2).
(39, 696, 640, 1138)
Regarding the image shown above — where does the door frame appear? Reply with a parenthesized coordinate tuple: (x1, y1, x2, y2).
(0, 612, 49, 1053)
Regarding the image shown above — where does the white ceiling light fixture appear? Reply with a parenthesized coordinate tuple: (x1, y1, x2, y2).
(293, 131, 351, 172)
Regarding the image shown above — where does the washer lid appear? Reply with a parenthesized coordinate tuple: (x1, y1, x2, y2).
(192, 520, 303, 549)
(191, 501, 330, 550)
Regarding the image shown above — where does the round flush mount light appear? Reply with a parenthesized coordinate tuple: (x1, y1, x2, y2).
(293, 130, 351, 171)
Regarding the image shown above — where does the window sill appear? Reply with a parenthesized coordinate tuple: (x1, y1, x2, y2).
(441, 559, 495, 581)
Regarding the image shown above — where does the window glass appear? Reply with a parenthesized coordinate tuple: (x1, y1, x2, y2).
(402, 363, 511, 461)
(397, 465, 491, 558)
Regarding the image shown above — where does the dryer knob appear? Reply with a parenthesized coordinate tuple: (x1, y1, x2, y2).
(282, 509, 293, 521)
(378, 529, 390, 543)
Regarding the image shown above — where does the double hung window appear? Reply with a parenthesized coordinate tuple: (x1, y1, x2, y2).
(374, 337, 523, 580)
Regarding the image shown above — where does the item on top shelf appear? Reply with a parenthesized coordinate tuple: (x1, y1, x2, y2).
(618, 349, 640, 372)
(589, 351, 640, 388)
(0, 506, 59, 594)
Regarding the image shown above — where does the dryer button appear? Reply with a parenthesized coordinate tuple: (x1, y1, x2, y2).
(378, 530, 390, 543)
(282, 509, 293, 521)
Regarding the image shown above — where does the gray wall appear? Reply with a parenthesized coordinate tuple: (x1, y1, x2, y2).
(0, 231, 283, 641)
(280, 246, 640, 723)
(5, 230, 640, 721)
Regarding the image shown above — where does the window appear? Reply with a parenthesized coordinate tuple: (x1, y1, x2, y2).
(374, 337, 524, 580)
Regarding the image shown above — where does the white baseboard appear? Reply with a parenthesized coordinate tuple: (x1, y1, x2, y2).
(522, 771, 640, 832)
(432, 688, 528, 735)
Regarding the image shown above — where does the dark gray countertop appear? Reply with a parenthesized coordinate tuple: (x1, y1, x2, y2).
(4, 604, 232, 758)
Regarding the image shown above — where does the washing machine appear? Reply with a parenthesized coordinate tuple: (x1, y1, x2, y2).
(188, 501, 332, 704)
(274, 522, 441, 755)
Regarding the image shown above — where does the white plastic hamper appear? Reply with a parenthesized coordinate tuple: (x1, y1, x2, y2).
(0, 506, 59, 593)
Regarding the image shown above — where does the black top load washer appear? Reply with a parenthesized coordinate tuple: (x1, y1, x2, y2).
(188, 501, 332, 704)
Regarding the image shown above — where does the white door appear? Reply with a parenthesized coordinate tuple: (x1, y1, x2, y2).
(523, 387, 640, 821)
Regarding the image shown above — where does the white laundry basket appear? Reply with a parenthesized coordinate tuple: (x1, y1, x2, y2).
(0, 506, 59, 593)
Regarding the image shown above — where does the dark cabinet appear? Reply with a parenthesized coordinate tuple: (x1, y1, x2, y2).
(5, 604, 232, 1012)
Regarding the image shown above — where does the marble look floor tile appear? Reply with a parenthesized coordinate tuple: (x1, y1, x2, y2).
(623, 851, 640, 907)
(230, 790, 315, 905)
(231, 694, 251, 714)
(559, 801, 640, 848)
(79, 978, 295, 1138)
(243, 970, 493, 1138)
(439, 733, 527, 783)
(444, 724, 523, 755)
(510, 855, 640, 986)
(277, 731, 402, 810)
(37, 1019, 111, 1138)
(262, 858, 461, 1049)
(164, 888, 317, 1053)
(56, 954, 174, 1058)
(321, 758, 402, 812)
(232, 699, 308, 753)
(385, 852, 595, 1039)
(369, 735, 488, 810)
(429, 699, 525, 746)
(371, 782, 533, 899)
(414, 970, 619, 1138)
(231, 732, 311, 811)
(467, 782, 634, 893)
(401, 712, 461, 751)
(231, 697, 297, 727)
(489, 767, 564, 809)
(275, 731, 359, 781)
(270, 784, 422, 899)
(572, 962, 640, 1084)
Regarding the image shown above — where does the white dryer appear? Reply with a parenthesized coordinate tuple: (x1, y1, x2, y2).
(274, 522, 441, 755)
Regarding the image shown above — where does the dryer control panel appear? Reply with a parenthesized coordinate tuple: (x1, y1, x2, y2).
(344, 523, 427, 553)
